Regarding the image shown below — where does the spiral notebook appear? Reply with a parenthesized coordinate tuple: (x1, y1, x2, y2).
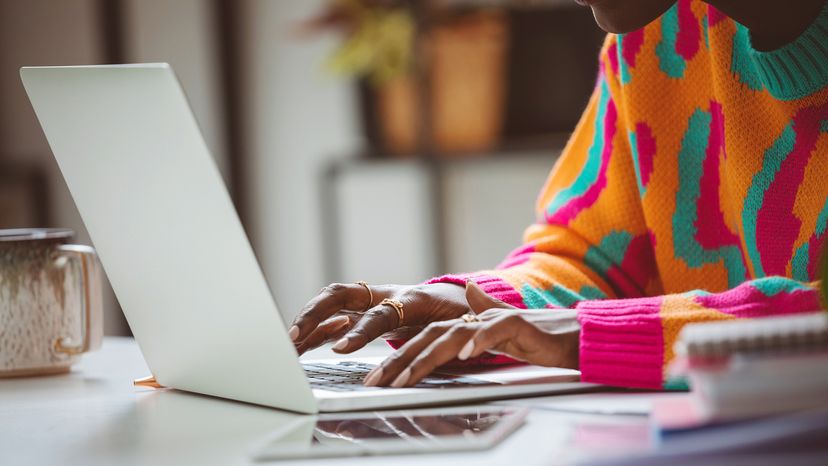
(674, 312, 828, 359)
(661, 312, 828, 429)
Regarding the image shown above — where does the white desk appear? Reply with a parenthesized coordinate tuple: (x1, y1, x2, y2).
(1, 337, 669, 466)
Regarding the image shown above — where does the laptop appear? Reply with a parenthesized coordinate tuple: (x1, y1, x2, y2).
(21, 64, 595, 413)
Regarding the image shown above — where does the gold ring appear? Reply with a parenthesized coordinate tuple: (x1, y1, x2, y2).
(380, 298, 405, 325)
(355, 281, 373, 312)
(461, 313, 481, 323)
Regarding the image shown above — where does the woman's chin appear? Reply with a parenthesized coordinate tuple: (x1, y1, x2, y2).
(588, 0, 676, 34)
(591, 12, 636, 34)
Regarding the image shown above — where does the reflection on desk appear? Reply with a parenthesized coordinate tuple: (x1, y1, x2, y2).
(0, 337, 655, 466)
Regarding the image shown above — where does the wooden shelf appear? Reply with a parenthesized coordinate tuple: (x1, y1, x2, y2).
(348, 131, 570, 163)
(433, 0, 579, 11)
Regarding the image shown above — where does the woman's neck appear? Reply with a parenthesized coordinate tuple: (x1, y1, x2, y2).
(705, 0, 826, 51)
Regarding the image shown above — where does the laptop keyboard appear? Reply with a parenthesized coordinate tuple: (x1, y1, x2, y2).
(302, 361, 494, 392)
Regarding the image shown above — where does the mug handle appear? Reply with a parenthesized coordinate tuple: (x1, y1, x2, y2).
(53, 245, 104, 355)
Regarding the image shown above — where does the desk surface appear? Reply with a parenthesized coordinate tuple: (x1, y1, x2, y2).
(1, 337, 671, 466)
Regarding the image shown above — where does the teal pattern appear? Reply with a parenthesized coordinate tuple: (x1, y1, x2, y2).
(752, 277, 812, 297)
(795, 199, 828, 280)
(618, 34, 632, 84)
(584, 230, 633, 277)
(545, 78, 611, 217)
(816, 198, 828, 237)
(702, 14, 709, 49)
(673, 108, 747, 287)
(520, 283, 607, 308)
(629, 130, 646, 196)
(742, 123, 797, 278)
(792, 243, 811, 281)
(656, 4, 686, 78)
(731, 25, 764, 92)
(663, 376, 691, 391)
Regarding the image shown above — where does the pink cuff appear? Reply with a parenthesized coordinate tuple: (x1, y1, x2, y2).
(425, 273, 527, 309)
(575, 296, 665, 389)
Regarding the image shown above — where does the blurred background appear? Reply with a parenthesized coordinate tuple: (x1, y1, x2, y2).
(0, 0, 604, 335)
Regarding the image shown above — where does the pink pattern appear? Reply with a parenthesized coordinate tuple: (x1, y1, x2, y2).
(547, 99, 617, 225)
(676, 0, 700, 60)
(695, 101, 743, 252)
(496, 255, 531, 270)
(807, 231, 826, 279)
(695, 283, 822, 318)
(707, 5, 727, 26)
(426, 273, 527, 309)
(635, 122, 657, 188)
(607, 39, 620, 76)
(607, 234, 658, 298)
(496, 243, 535, 269)
(622, 29, 645, 68)
(756, 104, 827, 275)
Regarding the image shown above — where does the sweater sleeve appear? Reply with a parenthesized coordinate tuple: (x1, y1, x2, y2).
(576, 277, 824, 389)
(429, 37, 659, 311)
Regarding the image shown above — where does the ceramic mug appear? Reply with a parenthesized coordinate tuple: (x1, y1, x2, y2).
(0, 228, 103, 377)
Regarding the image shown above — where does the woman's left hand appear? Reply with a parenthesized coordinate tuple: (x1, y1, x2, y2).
(362, 281, 581, 388)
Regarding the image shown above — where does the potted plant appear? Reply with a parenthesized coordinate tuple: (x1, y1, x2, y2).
(301, 0, 510, 156)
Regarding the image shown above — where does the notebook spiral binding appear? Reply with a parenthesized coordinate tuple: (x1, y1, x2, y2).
(674, 312, 828, 359)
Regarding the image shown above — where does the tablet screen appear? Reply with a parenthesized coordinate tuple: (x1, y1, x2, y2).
(254, 406, 528, 460)
(314, 409, 510, 442)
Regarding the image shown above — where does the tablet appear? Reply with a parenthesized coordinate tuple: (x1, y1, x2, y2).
(252, 405, 529, 461)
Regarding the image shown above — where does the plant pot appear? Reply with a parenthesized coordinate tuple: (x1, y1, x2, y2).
(376, 74, 420, 156)
(376, 11, 509, 157)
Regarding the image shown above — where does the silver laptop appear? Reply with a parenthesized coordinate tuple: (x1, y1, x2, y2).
(21, 64, 594, 413)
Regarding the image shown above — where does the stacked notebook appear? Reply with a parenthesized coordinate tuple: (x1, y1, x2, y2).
(654, 312, 828, 432)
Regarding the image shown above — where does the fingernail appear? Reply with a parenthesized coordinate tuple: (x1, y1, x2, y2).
(288, 325, 300, 341)
(458, 340, 474, 360)
(390, 368, 411, 388)
(331, 315, 350, 329)
(332, 338, 348, 351)
(363, 368, 383, 387)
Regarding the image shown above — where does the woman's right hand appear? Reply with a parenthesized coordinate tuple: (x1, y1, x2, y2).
(289, 282, 472, 355)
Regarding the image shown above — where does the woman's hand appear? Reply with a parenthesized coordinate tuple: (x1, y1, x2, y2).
(289, 282, 471, 355)
(362, 281, 580, 388)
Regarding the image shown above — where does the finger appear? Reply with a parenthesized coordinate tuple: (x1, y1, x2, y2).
(461, 314, 525, 360)
(295, 315, 352, 355)
(295, 316, 351, 355)
(391, 322, 481, 387)
(331, 301, 400, 353)
(290, 283, 373, 342)
(364, 321, 456, 386)
(465, 280, 516, 314)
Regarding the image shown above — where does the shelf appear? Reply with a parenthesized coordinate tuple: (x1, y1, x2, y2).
(341, 132, 570, 166)
(433, 0, 579, 11)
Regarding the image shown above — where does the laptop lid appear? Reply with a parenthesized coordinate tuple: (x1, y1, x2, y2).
(21, 64, 317, 414)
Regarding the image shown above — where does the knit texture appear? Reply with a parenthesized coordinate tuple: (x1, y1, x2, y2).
(747, 2, 828, 100)
(427, 0, 828, 389)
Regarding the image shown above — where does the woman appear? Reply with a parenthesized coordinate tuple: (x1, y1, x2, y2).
(289, 0, 828, 389)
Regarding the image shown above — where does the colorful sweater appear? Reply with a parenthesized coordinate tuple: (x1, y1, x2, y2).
(428, 0, 828, 389)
